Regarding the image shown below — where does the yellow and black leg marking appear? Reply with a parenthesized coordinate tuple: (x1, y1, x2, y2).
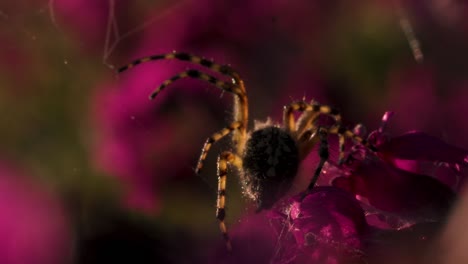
(332, 125, 367, 164)
(195, 121, 243, 174)
(283, 101, 314, 133)
(149, 69, 240, 99)
(284, 101, 343, 161)
(118, 52, 240, 80)
(337, 126, 366, 145)
(301, 102, 342, 134)
(217, 151, 242, 252)
(284, 101, 342, 135)
(338, 132, 346, 165)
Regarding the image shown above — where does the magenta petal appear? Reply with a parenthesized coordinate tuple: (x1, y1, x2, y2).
(333, 154, 455, 221)
(378, 131, 468, 165)
(390, 159, 468, 192)
(271, 187, 367, 263)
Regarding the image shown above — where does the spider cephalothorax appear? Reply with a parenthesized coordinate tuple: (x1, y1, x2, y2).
(118, 52, 366, 251)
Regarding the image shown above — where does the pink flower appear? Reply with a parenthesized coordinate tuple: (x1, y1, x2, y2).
(199, 108, 467, 263)
(333, 149, 455, 222)
(270, 187, 367, 264)
(208, 110, 466, 263)
(333, 111, 466, 223)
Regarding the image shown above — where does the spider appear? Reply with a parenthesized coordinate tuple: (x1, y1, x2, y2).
(118, 52, 367, 251)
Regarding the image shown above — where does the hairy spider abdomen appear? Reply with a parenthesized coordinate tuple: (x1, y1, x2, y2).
(242, 126, 299, 210)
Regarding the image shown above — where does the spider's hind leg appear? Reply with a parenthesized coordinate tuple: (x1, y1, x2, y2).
(195, 121, 243, 174)
(216, 151, 242, 252)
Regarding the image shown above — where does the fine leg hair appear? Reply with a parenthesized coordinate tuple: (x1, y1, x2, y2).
(195, 121, 242, 174)
(217, 151, 243, 252)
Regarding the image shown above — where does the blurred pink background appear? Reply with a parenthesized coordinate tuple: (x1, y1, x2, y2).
(0, 0, 467, 263)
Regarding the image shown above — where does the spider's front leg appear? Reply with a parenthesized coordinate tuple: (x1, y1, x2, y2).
(307, 127, 329, 190)
(216, 151, 242, 252)
(149, 69, 242, 99)
(283, 101, 344, 162)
